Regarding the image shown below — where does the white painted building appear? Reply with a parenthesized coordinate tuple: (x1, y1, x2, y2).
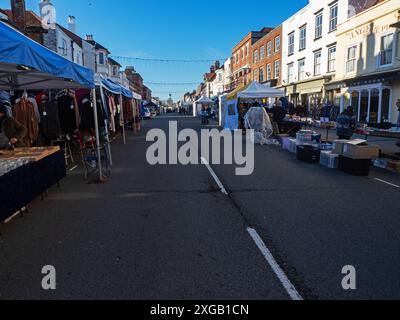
(85, 34, 110, 78)
(281, 0, 348, 110)
(223, 57, 232, 92)
(211, 67, 225, 97)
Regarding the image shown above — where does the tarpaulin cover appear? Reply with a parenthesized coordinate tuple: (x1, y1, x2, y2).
(0, 21, 94, 89)
(195, 96, 214, 104)
(238, 82, 284, 99)
(223, 99, 239, 130)
(244, 107, 273, 145)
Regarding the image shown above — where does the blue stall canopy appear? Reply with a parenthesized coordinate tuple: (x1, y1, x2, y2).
(100, 77, 132, 99)
(0, 21, 94, 90)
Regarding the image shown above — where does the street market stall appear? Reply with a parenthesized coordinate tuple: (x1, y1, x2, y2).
(0, 21, 96, 222)
(220, 82, 285, 130)
(193, 96, 214, 117)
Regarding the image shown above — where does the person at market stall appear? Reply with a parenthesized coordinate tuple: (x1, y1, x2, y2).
(336, 106, 356, 140)
(270, 101, 287, 132)
(0, 102, 27, 150)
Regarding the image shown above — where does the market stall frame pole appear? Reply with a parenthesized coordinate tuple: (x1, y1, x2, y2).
(120, 93, 127, 145)
(132, 98, 137, 134)
(99, 84, 113, 166)
(92, 88, 103, 180)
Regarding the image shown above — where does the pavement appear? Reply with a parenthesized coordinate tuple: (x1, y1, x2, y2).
(0, 114, 400, 300)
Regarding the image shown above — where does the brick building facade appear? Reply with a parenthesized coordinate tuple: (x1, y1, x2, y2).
(250, 25, 282, 87)
(231, 27, 272, 90)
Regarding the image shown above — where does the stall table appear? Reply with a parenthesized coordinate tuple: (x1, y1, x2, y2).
(0, 147, 66, 222)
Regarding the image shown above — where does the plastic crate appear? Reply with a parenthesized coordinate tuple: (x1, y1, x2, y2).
(320, 151, 339, 169)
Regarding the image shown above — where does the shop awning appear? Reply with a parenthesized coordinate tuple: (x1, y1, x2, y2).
(226, 83, 250, 101)
(100, 77, 133, 98)
(237, 82, 285, 99)
(0, 21, 94, 90)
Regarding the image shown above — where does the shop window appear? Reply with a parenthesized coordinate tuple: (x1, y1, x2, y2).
(369, 89, 380, 124)
(351, 91, 359, 120)
(360, 90, 369, 123)
(381, 88, 391, 123)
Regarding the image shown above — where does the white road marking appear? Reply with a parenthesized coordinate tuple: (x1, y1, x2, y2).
(247, 227, 303, 301)
(199, 139, 302, 299)
(200, 157, 228, 195)
(374, 178, 400, 189)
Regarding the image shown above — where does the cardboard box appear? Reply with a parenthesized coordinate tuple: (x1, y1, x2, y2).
(342, 140, 380, 160)
(388, 160, 400, 173)
(333, 140, 350, 155)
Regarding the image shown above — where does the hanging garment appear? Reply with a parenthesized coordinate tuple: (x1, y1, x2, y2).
(12, 98, 39, 146)
(39, 98, 62, 138)
(57, 93, 78, 135)
(80, 98, 105, 132)
(108, 95, 116, 132)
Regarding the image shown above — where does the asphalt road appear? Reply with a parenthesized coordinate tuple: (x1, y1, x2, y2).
(1, 114, 400, 300)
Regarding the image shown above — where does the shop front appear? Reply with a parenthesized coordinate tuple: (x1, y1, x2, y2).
(326, 70, 400, 126)
(284, 77, 330, 116)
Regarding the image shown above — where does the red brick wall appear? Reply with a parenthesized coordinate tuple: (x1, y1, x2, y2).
(250, 26, 282, 87)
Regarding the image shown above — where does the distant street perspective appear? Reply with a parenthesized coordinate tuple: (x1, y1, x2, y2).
(1, 0, 400, 303)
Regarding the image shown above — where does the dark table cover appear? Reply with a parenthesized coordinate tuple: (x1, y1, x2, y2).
(0, 150, 66, 222)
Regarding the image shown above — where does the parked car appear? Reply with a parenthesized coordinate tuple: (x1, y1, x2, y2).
(143, 108, 152, 119)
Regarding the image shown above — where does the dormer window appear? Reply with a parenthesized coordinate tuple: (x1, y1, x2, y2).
(113, 66, 119, 76)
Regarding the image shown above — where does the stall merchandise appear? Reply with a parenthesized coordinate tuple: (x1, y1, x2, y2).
(0, 20, 96, 222)
(296, 130, 321, 146)
(0, 149, 66, 222)
(244, 107, 273, 145)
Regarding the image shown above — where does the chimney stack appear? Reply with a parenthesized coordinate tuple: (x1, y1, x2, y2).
(11, 0, 26, 31)
(68, 15, 76, 33)
(86, 34, 94, 41)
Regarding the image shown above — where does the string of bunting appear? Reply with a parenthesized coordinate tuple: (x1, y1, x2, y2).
(111, 55, 225, 63)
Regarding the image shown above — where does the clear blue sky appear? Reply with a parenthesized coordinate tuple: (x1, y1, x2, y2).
(0, 0, 308, 100)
